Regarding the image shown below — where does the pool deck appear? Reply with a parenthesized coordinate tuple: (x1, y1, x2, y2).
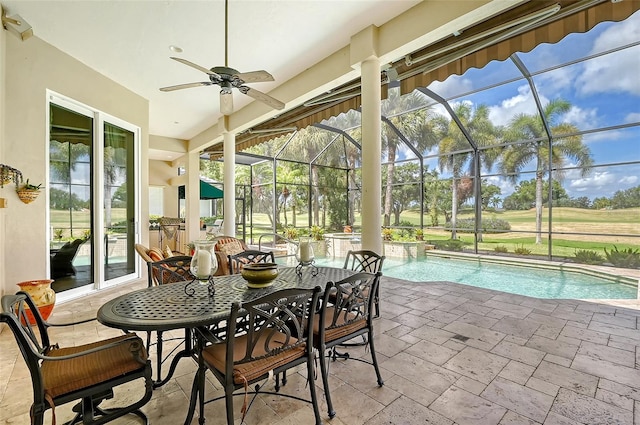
(2, 276, 640, 424)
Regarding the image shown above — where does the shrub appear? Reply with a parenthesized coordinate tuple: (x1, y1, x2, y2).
(415, 228, 424, 241)
(445, 217, 511, 234)
(514, 244, 531, 256)
(573, 249, 604, 265)
(494, 245, 508, 253)
(604, 246, 640, 268)
(433, 239, 465, 252)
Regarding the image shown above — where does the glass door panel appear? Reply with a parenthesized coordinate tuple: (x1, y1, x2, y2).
(49, 103, 95, 293)
(103, 122, 136, 281)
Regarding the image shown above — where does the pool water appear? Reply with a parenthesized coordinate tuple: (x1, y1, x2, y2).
(315, 256, 638, 300)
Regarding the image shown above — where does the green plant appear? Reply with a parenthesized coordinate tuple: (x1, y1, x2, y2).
(309, 225, 325, 241)
(604, 246, 640, 268)
(415, 228, 424, 241)
(382, 228, 394, 241)
(514, 244, 532, 255)
(283, 226, 300, 240)
(53, 228, 64, 240)
(573, 249, 604, 265)
(494, 245, 508, 253)
(19, 179, 43, 191)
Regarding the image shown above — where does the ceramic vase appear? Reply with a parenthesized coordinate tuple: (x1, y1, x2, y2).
(16, 279, 56, 324)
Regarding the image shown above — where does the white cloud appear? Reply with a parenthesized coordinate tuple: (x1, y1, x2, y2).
(427, 76, 473, 99)
(619, 175, 638, 185)
(569, 170, 616, 192)
(487, 85, 546, 126)
(625, 112, 640, 124)
(562, 105, 599, 131)
(575, 14, 640, 96)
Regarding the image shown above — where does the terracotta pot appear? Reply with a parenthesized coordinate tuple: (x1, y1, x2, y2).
(16, 279, 56, 324)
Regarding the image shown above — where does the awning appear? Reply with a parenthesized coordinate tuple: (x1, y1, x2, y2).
(178, 180, 224, 200)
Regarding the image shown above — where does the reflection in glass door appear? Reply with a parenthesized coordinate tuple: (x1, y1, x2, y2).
(49, 103, 95, 293)
(103, 122, 136, 281)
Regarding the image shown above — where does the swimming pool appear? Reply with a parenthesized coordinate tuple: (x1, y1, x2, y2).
(314, 256, 638, 300)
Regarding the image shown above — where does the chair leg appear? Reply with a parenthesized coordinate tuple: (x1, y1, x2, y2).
(318, 345, 336, 418)
(225, 386, 235, 425)
(367, 330, 384, 387)
(308, 352, 324, 425)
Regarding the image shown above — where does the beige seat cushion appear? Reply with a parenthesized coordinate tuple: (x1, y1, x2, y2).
(42, 334, 147, 399)
(202, 331, 304, 384)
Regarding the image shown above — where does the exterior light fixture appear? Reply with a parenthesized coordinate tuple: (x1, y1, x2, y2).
(1, 8, 33, 41)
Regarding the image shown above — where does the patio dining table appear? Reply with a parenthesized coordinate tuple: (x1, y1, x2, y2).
(97, 266, 354, 389)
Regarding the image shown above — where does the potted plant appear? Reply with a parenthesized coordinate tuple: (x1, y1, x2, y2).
(16, 179, 43, 204)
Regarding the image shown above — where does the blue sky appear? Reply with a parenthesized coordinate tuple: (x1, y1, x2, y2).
(410, 10, 640, 202)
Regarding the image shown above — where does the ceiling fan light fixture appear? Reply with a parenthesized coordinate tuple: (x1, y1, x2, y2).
(220, 90, 234, 115)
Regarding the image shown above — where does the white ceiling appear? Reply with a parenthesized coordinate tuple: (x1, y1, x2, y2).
(2, 0, 421, 144)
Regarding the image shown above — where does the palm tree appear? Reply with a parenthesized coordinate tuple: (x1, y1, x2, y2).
(499, 99, 593, 244)
(381, 89, 436, 227)
(436, 103, 501, 239)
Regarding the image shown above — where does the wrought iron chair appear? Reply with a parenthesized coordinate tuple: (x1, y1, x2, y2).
(146, 255, 193, 386)
(314, 271, 384, 419)
(1, 291, 152, 425)
(50, 238, 87, 279)
(227, 249, 275, 274)
(343, 250, 385, 317)
(186, 286, 324, 425)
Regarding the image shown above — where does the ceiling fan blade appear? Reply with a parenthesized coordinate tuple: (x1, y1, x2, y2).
(170, 57, 221, 79)
(234, 70, 274, 84)
(159, 82, 214, 92)
(241, 87, 285, 110)
(220, 90, 234, 115)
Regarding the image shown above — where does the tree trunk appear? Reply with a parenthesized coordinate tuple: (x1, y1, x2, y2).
(383, 143, 397, 227)
(535, 170, 543, 244)
(450, 176, 458, 239)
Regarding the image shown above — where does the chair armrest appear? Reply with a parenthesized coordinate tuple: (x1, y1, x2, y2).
(38, 333, 146, 364)
(215, 252, 229, 275)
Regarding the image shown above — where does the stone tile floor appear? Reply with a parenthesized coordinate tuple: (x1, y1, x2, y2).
(1, 276, 640, 424)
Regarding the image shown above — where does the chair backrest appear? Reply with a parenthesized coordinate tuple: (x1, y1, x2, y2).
(343, 250, 385, 274)
(1, 292, 52, 392)
(224, 286, 322, 377)
(147, 255, 193, 287)
(227, 250, 275, 274)
(320, 271, 382, 335)
(135, 243, 154, 263)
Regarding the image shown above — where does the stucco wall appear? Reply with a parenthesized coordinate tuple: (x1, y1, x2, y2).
(2, 34, 149, 295)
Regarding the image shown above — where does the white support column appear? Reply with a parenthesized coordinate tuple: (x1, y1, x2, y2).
(186, 150, 201, 245)
(360, 57, 382, 254)
(223, 129, 236, 237)
(351, 25, 383, 254)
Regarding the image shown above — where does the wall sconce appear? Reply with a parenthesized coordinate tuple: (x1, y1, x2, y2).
(0, 163, 23, 188)
(2, 7, 33, 41)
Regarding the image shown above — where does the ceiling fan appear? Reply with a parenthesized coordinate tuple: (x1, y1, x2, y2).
(159, 0, 284, 115)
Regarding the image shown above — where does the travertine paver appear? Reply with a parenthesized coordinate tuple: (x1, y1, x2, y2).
(551, 388, 634, 424)
(481, 376, 554, 422)
(444, 346, 510, 384)
(532, 360, 599, 396)
(430, 386, 507, 425)
(3, 275, 640, 425)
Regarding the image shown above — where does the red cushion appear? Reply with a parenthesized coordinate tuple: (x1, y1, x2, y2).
(148, 248, 163, 262)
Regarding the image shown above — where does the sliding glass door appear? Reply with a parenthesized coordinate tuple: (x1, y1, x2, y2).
(49, 96, 139, 295)
(103, 121, 136, 281)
